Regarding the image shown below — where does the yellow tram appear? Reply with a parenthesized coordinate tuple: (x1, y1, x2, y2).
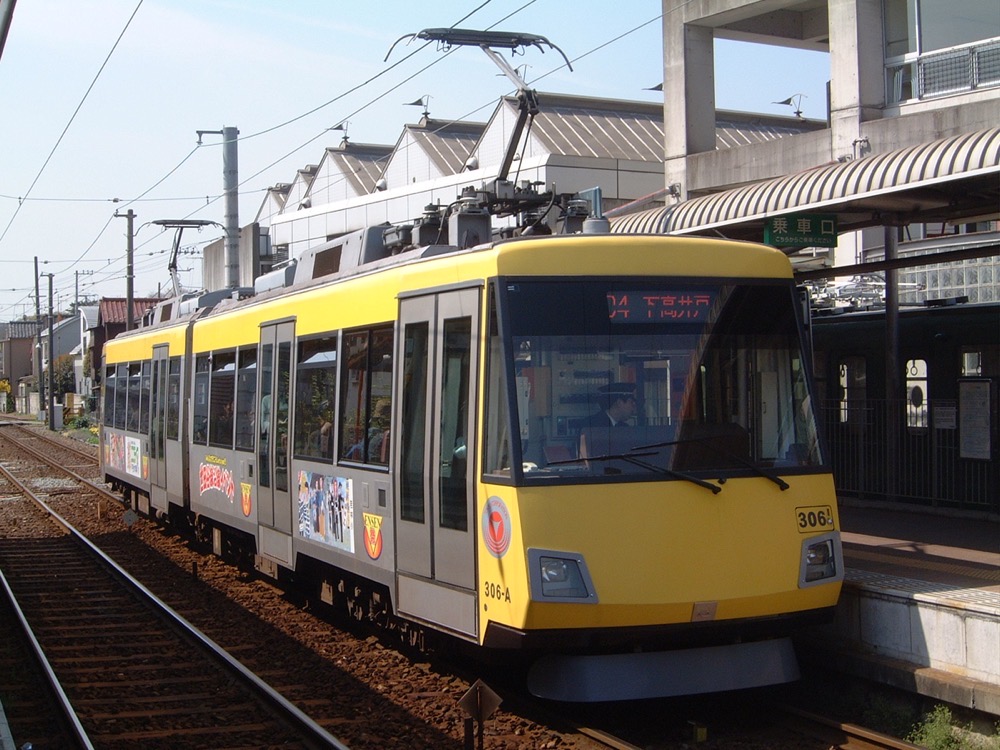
(102, 217, 842, 701)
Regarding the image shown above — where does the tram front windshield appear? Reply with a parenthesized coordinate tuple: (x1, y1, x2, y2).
(484, 279, 823, 483)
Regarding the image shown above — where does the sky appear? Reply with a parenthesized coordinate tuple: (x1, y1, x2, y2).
(0, 0, 829, 319)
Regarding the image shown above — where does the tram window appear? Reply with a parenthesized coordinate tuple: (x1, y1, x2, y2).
(125, 363, 141, 431)
(114, 365, 127, 430)
(166, 357, 181, 440)
(235, 348, 257, 452)
(139, 361, 151, 435)
(370, 328, 393, 466)
(961, 349, 983, 376)
(484, 291, 512, 476)
(209, 351, 236, 449)
(491, 280, 824, 482)
(905, 358, 928, 429)
(103, 366, 114, 427)
(274, 342, 291, 493)
(400, 322, 428, 522)
(193, 355, 210, 445)
(838, 356, 866, 427)
(293, 336, 337, 461)
(338, 326, 393, 465)
(439, 317, 471, 531)
(103, 365, 116, 427)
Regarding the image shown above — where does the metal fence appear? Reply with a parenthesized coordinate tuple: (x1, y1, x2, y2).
(820, 399, 998, 513)
(886, 38, 1000, 104)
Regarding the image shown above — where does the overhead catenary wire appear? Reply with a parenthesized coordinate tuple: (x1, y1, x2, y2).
(2, 1, 668, 314)
(0, 0, 145, 247)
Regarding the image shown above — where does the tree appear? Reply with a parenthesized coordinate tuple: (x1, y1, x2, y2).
(52, 354, 76, 397)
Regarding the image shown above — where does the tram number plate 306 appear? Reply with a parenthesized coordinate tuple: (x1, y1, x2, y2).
(795, 505, 835, 532)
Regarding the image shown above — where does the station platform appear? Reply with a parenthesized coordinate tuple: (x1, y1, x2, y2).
(801, 500, 1000, 717)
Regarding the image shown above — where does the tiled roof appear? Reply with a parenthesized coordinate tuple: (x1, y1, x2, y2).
(3, 320, 42, 340)
(98, 297, 160, 325)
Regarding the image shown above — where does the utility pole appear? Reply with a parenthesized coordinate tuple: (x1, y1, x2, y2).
(197, 126, 240, 288)
(40, 272, 54, 430)
(115, 209, 136, 330)
(34, 256, 44, 418)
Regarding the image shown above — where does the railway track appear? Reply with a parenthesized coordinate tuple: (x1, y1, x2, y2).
(548, 697, 923, 750)
(0, 423, 929, 749)
(779, 705, 923, 750)
(0, 429, 348, 750)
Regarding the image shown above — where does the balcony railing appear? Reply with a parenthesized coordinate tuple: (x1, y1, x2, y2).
(886, 37, 1000, 104)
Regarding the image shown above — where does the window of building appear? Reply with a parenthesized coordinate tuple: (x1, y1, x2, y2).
(884, 0, 1000, 103)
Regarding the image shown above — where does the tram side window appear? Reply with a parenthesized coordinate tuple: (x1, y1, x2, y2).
(126, 363, 141, 431)
(483, 292, 512, 477)
(209, 351, 236, 448)
(235, 348, 257, 452)
(293, 335, 338, 461)
(139, 361, 151, 434)
(905, 358, 928, 429)
(838, 356, 866, 428)
(961, 349, 983, 377)
(193, 355, 210, 445)
(439, 317, 471, 531)
(114, 364, 127, 430)
(166, 357, 181, 440)
(400, 322, 428, 522)
(103, 365, 116, 427)
(339, 326, 393, 465)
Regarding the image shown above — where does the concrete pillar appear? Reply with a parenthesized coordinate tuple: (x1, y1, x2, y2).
(828, 0, 885, 159)
(663, 5, 716, 198)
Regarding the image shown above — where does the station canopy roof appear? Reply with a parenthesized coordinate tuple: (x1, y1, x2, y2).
(610, 128, 1000, 242)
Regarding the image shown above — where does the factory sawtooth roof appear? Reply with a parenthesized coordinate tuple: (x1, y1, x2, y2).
(324, 142, 394, 194)
(404, 118, 487, 174)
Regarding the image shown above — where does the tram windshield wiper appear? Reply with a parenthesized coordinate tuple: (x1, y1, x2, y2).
(634, 438, 790, 491)
(548, 451, 722, 494)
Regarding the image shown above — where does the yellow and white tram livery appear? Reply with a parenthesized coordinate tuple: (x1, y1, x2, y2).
(102, 229, 842, 701)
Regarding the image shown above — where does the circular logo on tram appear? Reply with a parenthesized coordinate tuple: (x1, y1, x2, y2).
(482, 496, 512, 558)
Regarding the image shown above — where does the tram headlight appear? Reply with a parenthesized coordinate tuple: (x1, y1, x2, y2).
(799, 532, 843, 587)
(527, 549, 598, 602)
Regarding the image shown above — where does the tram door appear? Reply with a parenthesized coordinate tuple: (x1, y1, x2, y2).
(257, 321, 295, 550)
(395, 288, 479, 638)
(149, 344, 169, 510)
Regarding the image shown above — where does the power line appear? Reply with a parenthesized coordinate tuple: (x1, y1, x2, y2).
(0, 0, 145, 246)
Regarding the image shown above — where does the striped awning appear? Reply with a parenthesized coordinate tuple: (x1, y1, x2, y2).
(611, 128, 1000, 239)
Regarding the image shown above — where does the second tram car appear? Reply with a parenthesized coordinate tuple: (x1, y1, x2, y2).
(811, 300, 999, 510)
(102, 202, 844, 701)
